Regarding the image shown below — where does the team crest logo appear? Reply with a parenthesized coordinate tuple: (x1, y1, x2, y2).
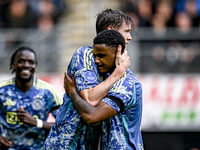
(32, 99, 43, 110)
(85, 71, 97, 82)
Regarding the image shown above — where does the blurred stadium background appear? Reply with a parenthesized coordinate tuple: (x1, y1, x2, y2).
(0, 0, 200, 149)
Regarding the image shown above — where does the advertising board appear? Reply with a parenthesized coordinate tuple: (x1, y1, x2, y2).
(1, 73, 200, 131)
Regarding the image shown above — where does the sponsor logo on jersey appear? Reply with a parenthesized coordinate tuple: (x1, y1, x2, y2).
(6, 112, 18, 124)
(32, 99, 43, 110)
(6, 112, 24, 125)
(85, 71, 97, 82)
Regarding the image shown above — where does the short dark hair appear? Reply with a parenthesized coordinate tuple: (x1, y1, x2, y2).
(10, 46, 37, 73)
(93, 30, 125, 54)
(96, 8, 134, 34)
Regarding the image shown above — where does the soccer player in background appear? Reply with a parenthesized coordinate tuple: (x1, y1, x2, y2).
(0, 46, 61, 149)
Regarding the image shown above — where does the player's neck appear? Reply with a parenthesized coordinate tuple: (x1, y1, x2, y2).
(15, 78, 33, 93)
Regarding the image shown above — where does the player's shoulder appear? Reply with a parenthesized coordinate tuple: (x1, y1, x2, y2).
(125, 70, 141, 84)
(72, 46, 94, 64)
(33, 77, 56, 91)
(124, 69, 135, 80)
(75, 46, 93, 55)
(0, 78, 14, 88)
(34, 77, 61, 105)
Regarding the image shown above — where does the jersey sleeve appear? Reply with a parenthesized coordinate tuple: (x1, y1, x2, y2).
(102, 97, 121, 112)
(67, 46, 100, 92)
(74, 69, 99, 92)
(102, 71, 136, 112)
(48, 86, 62, 118)
(35, 78, 62, 118)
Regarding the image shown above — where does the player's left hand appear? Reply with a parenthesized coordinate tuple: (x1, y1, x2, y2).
(115, 45, 130, 76)
(64, 71, 77, 98)
(16, 106, 36, 126)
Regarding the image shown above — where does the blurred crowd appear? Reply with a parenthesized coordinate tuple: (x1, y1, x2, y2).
(122, 0, 200, 73)
(122, 0, 200, 28)
(0, 0, 67, 73)
(0, 0, 67, 50)
(0, 0, 67, 31)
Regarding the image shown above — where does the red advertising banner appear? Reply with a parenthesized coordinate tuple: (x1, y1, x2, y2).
(138, 74, 200, 131)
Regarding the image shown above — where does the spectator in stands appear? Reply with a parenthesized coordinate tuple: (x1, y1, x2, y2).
(0, 0, 67, 48)
(5, 0, 37, 28)
(176, 0, 200, 26)
(37, 16, 54, 33)
(183, 0, 200, 26)
(154, 1, 175, 27)
(29, 0, 67, 24)
(170, 11, 198, 72)
(1, 0, 37, 48)
(136, 0, 152, 27)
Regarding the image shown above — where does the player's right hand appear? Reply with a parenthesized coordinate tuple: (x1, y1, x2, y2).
(0, 135, 13, 148)
(115, 45, 130, 75)
(16, 106, 37, 126)
(64, 71, 77, 98)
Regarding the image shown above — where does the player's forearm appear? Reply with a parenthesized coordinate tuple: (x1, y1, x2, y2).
(70, 91, 98, 125)
(70, 91, 118, 126)
(42, 122, 54, 130)
(81, 66, 125, 106)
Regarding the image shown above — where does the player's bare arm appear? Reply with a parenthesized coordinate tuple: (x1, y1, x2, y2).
(65, 71, 118, 126)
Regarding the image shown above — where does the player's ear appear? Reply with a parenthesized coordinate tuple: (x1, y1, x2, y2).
(11, 64, 15, 70)
(107, 25, 114, 30)
(11, 64, 16, 73)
